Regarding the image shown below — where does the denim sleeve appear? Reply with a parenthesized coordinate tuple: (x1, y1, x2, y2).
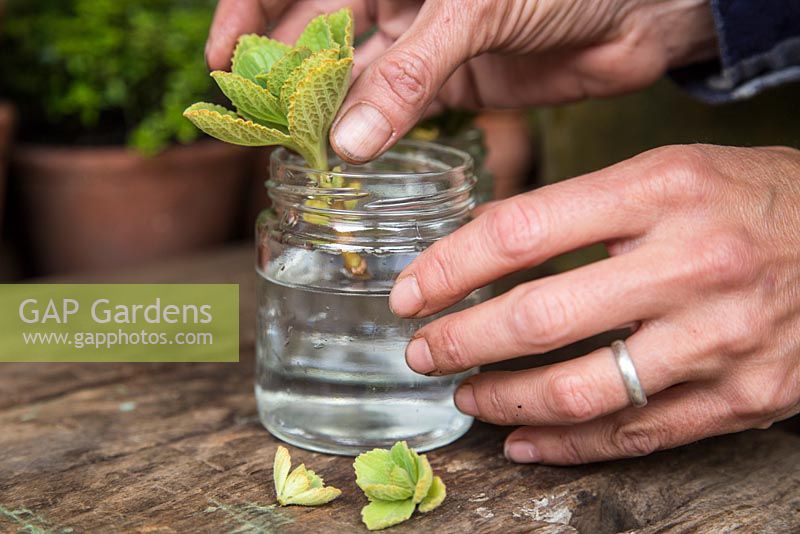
(671, 0, 800, 103)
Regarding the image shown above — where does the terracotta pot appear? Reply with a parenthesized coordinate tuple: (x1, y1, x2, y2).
(0, 103, 14, 232)
(13, 140, 253, 274)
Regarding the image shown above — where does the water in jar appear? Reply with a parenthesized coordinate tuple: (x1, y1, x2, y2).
(255, 250, 482, 456)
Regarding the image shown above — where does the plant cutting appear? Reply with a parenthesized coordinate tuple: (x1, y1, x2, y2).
(184, 8, 367, 274)
(0, 0, 252, 274)
(272, 446, 341, 506)
(354, 441, 446, 530)
(183, 9, 353, 171)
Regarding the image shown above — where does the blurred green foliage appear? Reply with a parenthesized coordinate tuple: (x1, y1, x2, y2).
(0, 0, 217, 155)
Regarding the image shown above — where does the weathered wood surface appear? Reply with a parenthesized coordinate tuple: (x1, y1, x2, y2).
(1, 245, 799, 533)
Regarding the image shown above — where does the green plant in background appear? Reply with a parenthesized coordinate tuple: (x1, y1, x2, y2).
(354, 441, 446, 530)
(183, 8, 354, 171)
(0, 0, 217, 155)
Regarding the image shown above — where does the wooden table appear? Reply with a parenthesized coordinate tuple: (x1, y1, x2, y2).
(2, 245, 799, 533)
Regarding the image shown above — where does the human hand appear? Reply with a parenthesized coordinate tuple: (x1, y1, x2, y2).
(205, 0, 718, 162)
(389, 144, 800, 464)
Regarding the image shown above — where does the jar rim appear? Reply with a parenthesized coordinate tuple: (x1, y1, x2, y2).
(270, 139, 474, 179)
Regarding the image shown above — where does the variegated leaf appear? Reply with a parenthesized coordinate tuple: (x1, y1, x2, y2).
(354, 448, 394, 489)
(361, 499, 415, 531)
(211, 71, 287, 126)
(183, 105, 294, 147)
(282, 486, 342, 506)
(262, 47, 312, 98)
(280, 464, 311, 503)
(306, 469, 324, 489)
(273, 446, 291, 497)
(388, 464, 415, 492)
(327, 8, 354, 56)
(279, 48, 341, 114)
(183, 102, 238, 118)
(418, 476, 446, 513)
(232, 34, 290, 82)
(412, 454, 433, 504)
(390, 441, 418, 482)
(296, 13, 333, 52)
(287, 57, 353, 168)
(362, 483, 414, 502)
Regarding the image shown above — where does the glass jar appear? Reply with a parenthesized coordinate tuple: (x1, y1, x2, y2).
(255, 140, 486, 455)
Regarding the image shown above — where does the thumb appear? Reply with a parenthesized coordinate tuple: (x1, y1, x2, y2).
(330, 1, 477, 163)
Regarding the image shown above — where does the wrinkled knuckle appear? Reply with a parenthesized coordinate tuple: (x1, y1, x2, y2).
(481, 380, 513, 424)
(729, 379, 789, 421)
(669, 144, 711, 172)
(559, 433, 589, 465)
(547, 373, 599, 422)
(512, 286, 573, 349)
(611, 422, 662, 457)
(486, 198, 542, 261)
(424, 246, 462, 298)
(430, 320, 468, 371)
(375, 49, 432, 108)
(640, 145, 714, 205)
(717, 307, 764, 355)
(770, 387, 797, 418)
(690, 233, 755, 288)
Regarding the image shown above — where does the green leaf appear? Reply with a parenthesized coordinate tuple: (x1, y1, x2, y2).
(210, 71, 287, 126)
(273, 446, 291, 497)
(232, 34, 290, 82)
(269, 446, 341, 507)
(354, 449, 395, 488)
(362, 483, 414, 502)
(280, 48, 342, 114)
(388, 465, 415, 492)
(280, 464, 311, 504)
(183, 102, 238, 118)
(327, 8, 354, 56)
(390, 441, 418, 482)
(262, 47, 312, 98)
(413, 454, 433, 504)
(306, 469, 324, 489)
(361, 499, 416, 531)
(355, 443, 447, 528)
(418, 476, 446, 513)
(283, 486, 342, 506)
(236, 110, 289, 133)
(287, 56, 353, 169)
(183, 105, 295, 147)
(296, 14, 334, 52)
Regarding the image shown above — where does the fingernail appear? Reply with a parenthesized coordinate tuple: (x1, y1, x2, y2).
(504, 440, 541, 464)
(406, 337, 435, 375)
(389, 276, 423, 316)
(454, 384, 478, 416)
(332, 103, 393, 162)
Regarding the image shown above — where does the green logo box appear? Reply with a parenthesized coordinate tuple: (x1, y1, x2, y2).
(0, 284, 239, 362)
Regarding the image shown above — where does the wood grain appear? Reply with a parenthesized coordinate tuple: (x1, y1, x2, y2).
(1, 245, 798, 533)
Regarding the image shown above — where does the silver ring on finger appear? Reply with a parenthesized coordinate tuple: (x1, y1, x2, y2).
(611, 339, 648, 408)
